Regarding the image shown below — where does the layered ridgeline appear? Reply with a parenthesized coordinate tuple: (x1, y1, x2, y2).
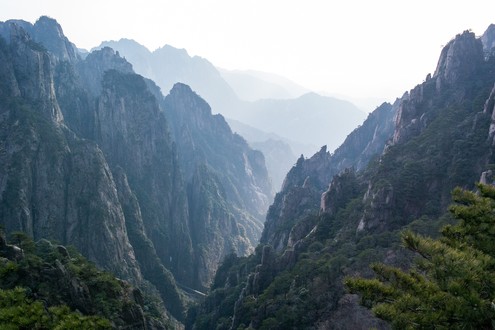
(189, 28, 495, 329)
(95, 39, 366, 189)
(0, 15, 272, 324)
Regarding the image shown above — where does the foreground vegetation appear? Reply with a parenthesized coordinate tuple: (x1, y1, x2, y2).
(346, 184, 495, 329)
(0, 231, 167, 329)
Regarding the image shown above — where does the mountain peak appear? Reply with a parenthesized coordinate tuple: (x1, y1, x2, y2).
(0, 16, 78, 62)
(33, 16, 78, 62)
(170, 82, 194, 95)
(168, 82, 212, 114)
(433, 30, 483, 88)
(77, 46, 134, 95)
(482, 24, 495, 55)
(154, 44, 190, 59)
(95, 38, 151, 55)
(35, 15, 61, 28)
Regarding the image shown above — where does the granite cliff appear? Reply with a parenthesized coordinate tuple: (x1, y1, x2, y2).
(0, 16, 274, 325)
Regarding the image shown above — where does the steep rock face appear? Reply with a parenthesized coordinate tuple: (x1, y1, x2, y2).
(281, 146, 333, 192)
(29, 16, 79, 63)
(95, 71, 194, 287)
(0, 19, 185, 323)
(262, 100, 398, 252)
(330, 102, 396, 171)
(261, 147, 331, 252)
(188, 165, 259, 287)
(360, 29, 495, 233)
(434, 30, 484, 89)
(56, 40, 197, 293)
(0, 31, 141, 282)
(485, 83, 495, 144)
(113, 167, 185, 320)
(3, 23, 63, 123)
(0, 16, 78, 63)
(54, 47, 134, 142)
(5, 15, 271, 298)
(77, 47, 134, 95)
(391, 87, 431, 145)
(164, 83, 272, 221)
(62, 133, 142, 281)
(54, 26, 273, 294)
(481, 24, 495, 56)
(320, 168, 362, 216)
(393, 31, 484, 145)
(164, 83, 272, 287)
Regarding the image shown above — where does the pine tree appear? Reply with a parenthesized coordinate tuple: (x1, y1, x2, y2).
(345, 184, 495, 329)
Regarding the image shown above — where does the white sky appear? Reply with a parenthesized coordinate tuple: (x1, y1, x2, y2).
(1, 0, 494, 101)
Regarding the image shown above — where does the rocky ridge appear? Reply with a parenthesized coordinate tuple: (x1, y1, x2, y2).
(0, 16, 274, 324)
(190, 25, 495, 329)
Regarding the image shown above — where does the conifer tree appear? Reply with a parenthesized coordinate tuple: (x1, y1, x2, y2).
(345, 183, 495, 329)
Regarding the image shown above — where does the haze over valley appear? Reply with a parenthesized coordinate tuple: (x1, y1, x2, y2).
(0, 2, 494, 329)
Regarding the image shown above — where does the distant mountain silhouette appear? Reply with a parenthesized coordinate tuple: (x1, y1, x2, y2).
(238, 92, 366, 155)
(95, 39, 240, 118)
(218, 68, 309, 101)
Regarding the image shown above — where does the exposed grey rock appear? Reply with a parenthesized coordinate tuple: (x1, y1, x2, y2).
(0, 23, 142, 284)
(485, 84, 495, 144)
(262, 164, 322, 252)
(113, 166, 186, 319)
(77, 47, 133, 95)
(393, 31, 484, 146)
(164, 83, 272, 287)
(358, 180, 394, 232)
(319, 294, 390, 330)
(0, 16, 79, 63)
(31, 16, 79, 63)
(480, 170, 494, 185)
(63, 132, 142, 281)
(434, 30, 484, 91)
(3, 23, 63, 123)
(331, 102, 396, 171)
(321, 168, 360, 215)
(262, 100, 398, 252)
(165, 83, 273, 217)
(481, 24, 495, 57)
(95, 70, 194, 288)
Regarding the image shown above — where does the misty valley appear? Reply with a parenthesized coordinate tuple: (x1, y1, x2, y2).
(0, 15, 494, 330)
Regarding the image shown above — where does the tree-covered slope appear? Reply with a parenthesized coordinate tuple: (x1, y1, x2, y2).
(0, 231, 172, 329)
(189, 28, 495, 329)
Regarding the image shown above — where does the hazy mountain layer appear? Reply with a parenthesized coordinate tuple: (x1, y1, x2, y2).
(218, 68, 309, 101)
(95, 39, 367, 185)
(95, 39, 240, 118)
(237, 92, 367, 156)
